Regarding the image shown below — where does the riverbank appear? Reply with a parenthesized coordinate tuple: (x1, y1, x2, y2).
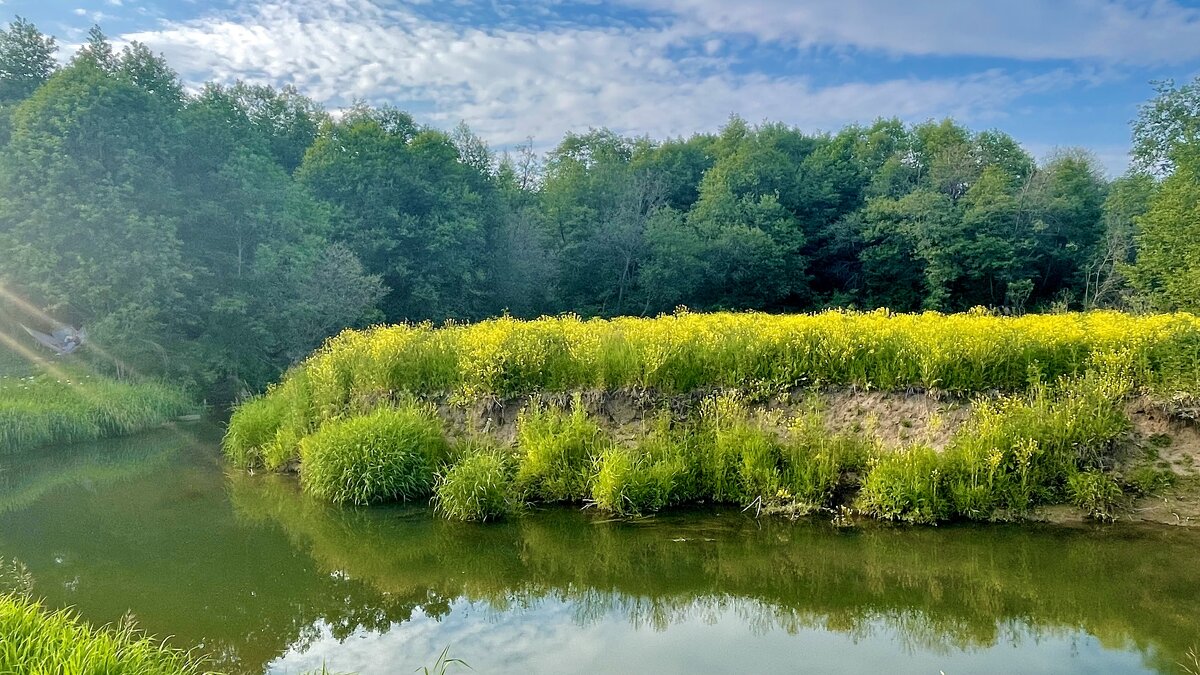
(0, 369, 194, 453)
(225, 310, 1200, 525)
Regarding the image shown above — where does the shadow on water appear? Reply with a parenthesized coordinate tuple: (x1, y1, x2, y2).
(1, 426, 1199, 674)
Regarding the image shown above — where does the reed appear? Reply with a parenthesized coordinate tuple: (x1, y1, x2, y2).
(0, 594, 212, 675)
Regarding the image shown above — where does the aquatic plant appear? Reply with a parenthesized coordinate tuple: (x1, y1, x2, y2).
(0, 594, 211, 675)
(0, 369, 191, 453)
(300, 404, 448, 505)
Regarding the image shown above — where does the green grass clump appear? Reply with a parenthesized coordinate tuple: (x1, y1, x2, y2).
(434, 443, 520, 521)
(300, 404, 448, 505)
(591, 417, 694, 515)
(0, 369, 192, 453)
(857, 444, 950, 524)
(514, 395, 607, 502)
(1067, 471, 1125, 522)
(0, 594, 211, 674)
(779, 413, 872, 511)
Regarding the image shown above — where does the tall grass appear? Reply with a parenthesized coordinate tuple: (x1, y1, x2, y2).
(225, 310, 1200, 468)
(0, 594, 212, 675)
(0, 370, 192, 453)
(858, 366, 1132, 523)
(434, 440, 520, 521)
(514, 394, 607, 502)
(300, 403, 448, 505)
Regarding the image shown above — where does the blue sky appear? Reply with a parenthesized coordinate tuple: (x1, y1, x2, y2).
(6, 0, 1200, 174)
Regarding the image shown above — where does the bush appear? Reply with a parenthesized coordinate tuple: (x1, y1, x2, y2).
(857, 445, 949, 524)
(514, 395, 606, 502)
(299, 404, 447, 505)
(435, 445, 519, 522)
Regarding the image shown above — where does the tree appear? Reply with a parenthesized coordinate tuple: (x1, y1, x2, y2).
(1128, 151, 1200, 312)
(1083, 174, 1153, 308)
(0, 18, 56, 104)
(298, 105, 500, 322)
(1132, 78, 1200, 176)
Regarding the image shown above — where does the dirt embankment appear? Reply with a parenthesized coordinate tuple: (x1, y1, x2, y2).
(1120, 399, 1200, 527)
(437, 387, 1200, 528)
(438, 387, 973, 450)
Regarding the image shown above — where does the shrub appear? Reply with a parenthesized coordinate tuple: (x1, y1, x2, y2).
(299, 404, 447, 505)
(514, 395, 607, 502)
(435, 443, 519, 522)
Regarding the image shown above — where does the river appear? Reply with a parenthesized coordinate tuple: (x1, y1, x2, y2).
(1, 423, 1198, 674)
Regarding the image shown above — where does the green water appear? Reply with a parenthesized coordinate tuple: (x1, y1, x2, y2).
(1, 425, 1199, 674)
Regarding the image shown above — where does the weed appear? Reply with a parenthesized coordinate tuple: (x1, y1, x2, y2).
(514, 394, 607, 502)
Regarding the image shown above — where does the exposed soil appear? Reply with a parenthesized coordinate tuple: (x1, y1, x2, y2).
(433, 387, 1200, 528)
(437, 387, 975, 451)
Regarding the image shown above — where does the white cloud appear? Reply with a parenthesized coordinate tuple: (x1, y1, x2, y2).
(119, 0, 1086, 150)
(634, 0, 1200, 64)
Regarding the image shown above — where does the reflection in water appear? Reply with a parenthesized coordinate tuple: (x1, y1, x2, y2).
(0, 427, 1198, 674)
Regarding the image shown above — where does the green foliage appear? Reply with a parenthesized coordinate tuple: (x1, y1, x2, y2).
(859, 367, 1131, 523)
(1128, 159, 1200, 313)
(857, 445, 950, 524)
(514, 396, 606, 502)
(0, 369, 191, 453)
(434, 442, 519, 522)
(299, 404, 447, 505)
(780, 413, 871, 509)
(1067, 471, 1125, 522)
(591, 416, 694, 515)
(0, 18, 56, 104)
(0, 594, 211, 675)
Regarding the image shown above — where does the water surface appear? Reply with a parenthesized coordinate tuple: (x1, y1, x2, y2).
(1, 425, 1198, 674)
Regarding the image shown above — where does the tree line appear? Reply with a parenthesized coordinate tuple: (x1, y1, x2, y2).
(0, 19, 1196, 399)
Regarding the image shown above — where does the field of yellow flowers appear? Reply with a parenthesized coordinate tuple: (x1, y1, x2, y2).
(225, 310, 1200, 523)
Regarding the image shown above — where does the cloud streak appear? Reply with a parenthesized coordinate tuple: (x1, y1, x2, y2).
(118, 0, 1101, 151)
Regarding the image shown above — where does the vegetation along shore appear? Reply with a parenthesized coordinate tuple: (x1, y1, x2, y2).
(225, 310, 1200, 524)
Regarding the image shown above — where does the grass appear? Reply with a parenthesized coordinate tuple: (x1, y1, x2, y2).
(514, 395, 608, 502)
(226, 309, 1200, 524)
(300, 403, 448, 505)
(858, 368, 1132, 523)
(0, 368, 192, 453)
(434, 441, 520, 521)
(0, 594, 212, 675)
(225, 310, 1200, 470)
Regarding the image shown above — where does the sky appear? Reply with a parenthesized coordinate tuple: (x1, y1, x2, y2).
(5, 0, 1200, 175)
